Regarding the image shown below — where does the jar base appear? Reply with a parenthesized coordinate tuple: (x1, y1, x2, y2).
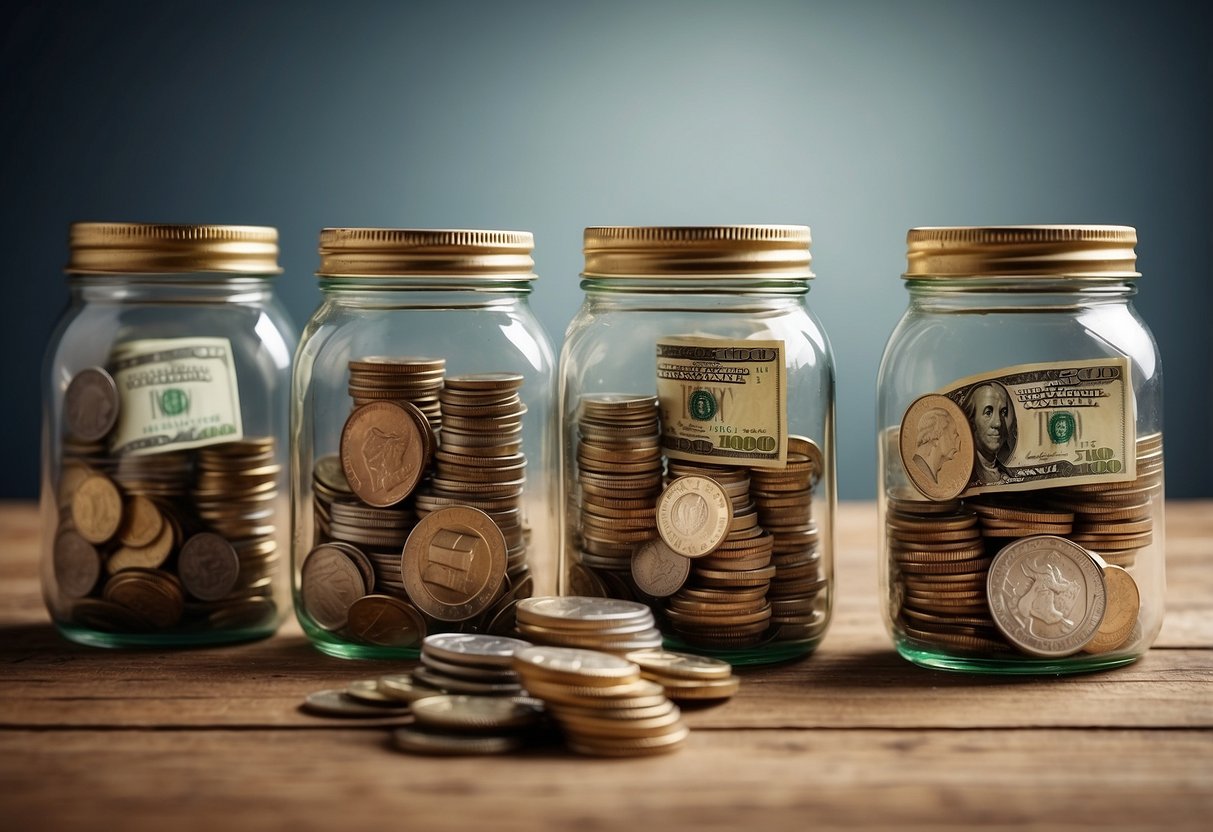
(55, 621, 278, 649)
(895, 638, 1141, 675)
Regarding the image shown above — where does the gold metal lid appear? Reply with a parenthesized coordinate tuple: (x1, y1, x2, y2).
(317, 228, 535, 278)
(904, 226, 1139, 279)
(67, 223, 281, 275)
(582, 226, 813, 278)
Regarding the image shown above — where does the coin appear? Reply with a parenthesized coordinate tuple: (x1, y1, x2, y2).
(422, 633, 533, 667)
(513, 646, 641, 686)
(340, 401, 427, 507)
(53, 530, 102, 599)
(411, 694, 545, 732)
(102, 568, 185, 629)
(401, 505, 507, 622)
(986, 535, 1108, 657)
(300, 543, 369, 631)
(624, 648, 734, 681)
(1082, 565, 1141, 654)
(177, 533, 240, 602)
(71, 474, 123, 544)
(630, 539, 690, 597)
(656, 476, 733, 558)
(63, 367, 120, 442)
(899, 394, 974, 501)
(117, 495, 163, 547)
(302, 689, 411, 718)
(345, 594, 426, 647)
(391, 726, 527, 756)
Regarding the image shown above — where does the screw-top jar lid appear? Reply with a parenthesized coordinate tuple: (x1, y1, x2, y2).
(317, 228, 535, 278)
(904, 226, 1139, 279)
(582, 226, 813, 279)
(66, 223, 281, 275)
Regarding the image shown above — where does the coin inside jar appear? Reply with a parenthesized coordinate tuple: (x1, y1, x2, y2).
(656, 475, 733, 558)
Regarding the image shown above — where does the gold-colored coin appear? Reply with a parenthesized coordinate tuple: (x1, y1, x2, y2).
(401, 506, 507, 622)
(899, 394, 974, 501)
(71, 474, 124, 544)
(1082, 565, 1140, 654)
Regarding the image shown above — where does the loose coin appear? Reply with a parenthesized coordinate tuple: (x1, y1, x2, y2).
(340, 401, 428, 507)
(657, 476, 733, 557)
(422, 633, 533, 668)
(345, 594, 426, 647)
(1083, 565, 1141, 654)
(401, 506, 507, 622)
(302, 689, 410, 718)
(899, 394, 974, 501)
(392, 726, 527, 756)
(411, 694, 545, 732)
(63, 367, 120, 442)
(178, 533, 240, 602)
(513, 645, 641, 686)
(624, 648, 734, 681)
(986, 535, 1108, 657)
(631, 539, 690, 597)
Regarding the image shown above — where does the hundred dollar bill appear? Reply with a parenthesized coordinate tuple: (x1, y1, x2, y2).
(656, 335, 787, 468)
(924, 357, 1135, 496)
(108, 337, 244, 456)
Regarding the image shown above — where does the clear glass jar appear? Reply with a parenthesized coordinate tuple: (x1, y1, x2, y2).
(40, 222, 295, 647)
(559, 226, 836, 666)
(877, 226, 1164, 674)
(292, 228, 557, 660)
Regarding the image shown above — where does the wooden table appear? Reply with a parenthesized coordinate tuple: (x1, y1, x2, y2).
(1, 501, 1210, 830)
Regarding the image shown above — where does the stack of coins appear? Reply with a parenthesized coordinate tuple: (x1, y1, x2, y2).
(311, 454, 353, 540)
(1051, 433, 1163, 568)
(574, 394, 664, 590)
(659, 470, 773, 649)
(347, 356, 445, 432)
(111, 451, 193, 501)
(326, 500, 414, 598)
(411, 633, 530, 696)
(394, 694, 548, 756)
(513, 646, 688, 757)
(886, 498, 1005, 652)
(751, 436, 826, 641)
(515, 596, 663, 653)
(425, 373, 530, 583)
(968, 498, 1075, 541)
(193, 438, 280, 605)
(625, 648, 741, 702)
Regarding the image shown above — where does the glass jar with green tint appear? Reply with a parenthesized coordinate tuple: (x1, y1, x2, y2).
(41, 222, 294, 647)
(292, 229, 557, 659)
(559, 226, 836, 666)
(876, 225, 1164, 674)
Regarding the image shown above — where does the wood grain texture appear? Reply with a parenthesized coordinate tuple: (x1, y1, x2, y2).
(1, 500, 1210, 831)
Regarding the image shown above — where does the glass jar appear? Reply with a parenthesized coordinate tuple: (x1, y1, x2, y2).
(41, 222, 295, 647)
(292, 228, 557, 660)
(877, 225, 1164, 674)
(559, 226, 836, 666)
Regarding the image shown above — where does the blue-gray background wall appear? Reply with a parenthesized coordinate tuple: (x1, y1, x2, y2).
(3, 0, 1209, 500)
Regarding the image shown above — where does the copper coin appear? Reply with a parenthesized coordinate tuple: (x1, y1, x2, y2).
(300, 543, 369, 631)
(346, 594, 427, 647)
(340, 401, 427, 507)
(53, 529, 102, 599)
(401, 506, 507, 622)
(1082, 565, 1141, 654)
(118, 495, 163, 547)
(71, 474, 123, 544)
(178, 532, 241, 602)
(899, 394, 974, 501)
(63, 367, 120, 442)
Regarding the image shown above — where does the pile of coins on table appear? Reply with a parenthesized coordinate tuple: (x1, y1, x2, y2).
(569, 393, 828, 652)
(300, 633, 736, 757)
(51, 366, 281, 635)
(887, 432, 1161, 657)
(515, 596, 662, 652)
(300, 357, 535, 648)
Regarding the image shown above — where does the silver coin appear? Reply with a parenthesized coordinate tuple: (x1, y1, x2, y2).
(987, 535, 1108, 657)
(411, 694, 545, 731)
(516, 596, 652, 627)
(422, 633, 533, 668)
(391, 726, 527, 756)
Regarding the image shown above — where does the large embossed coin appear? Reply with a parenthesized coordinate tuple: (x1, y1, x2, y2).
(656, 475, 732, 558)
(64, 366, 119, 442)
(346, 594, 427, 647)
(987, 535, 1107, 657)
(301, 543, 369, 631)
(631, 539, 690, 597)
(899, 394, 974, 501)
(340, 401, 427, 507)
(402, 506, 506, 622)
